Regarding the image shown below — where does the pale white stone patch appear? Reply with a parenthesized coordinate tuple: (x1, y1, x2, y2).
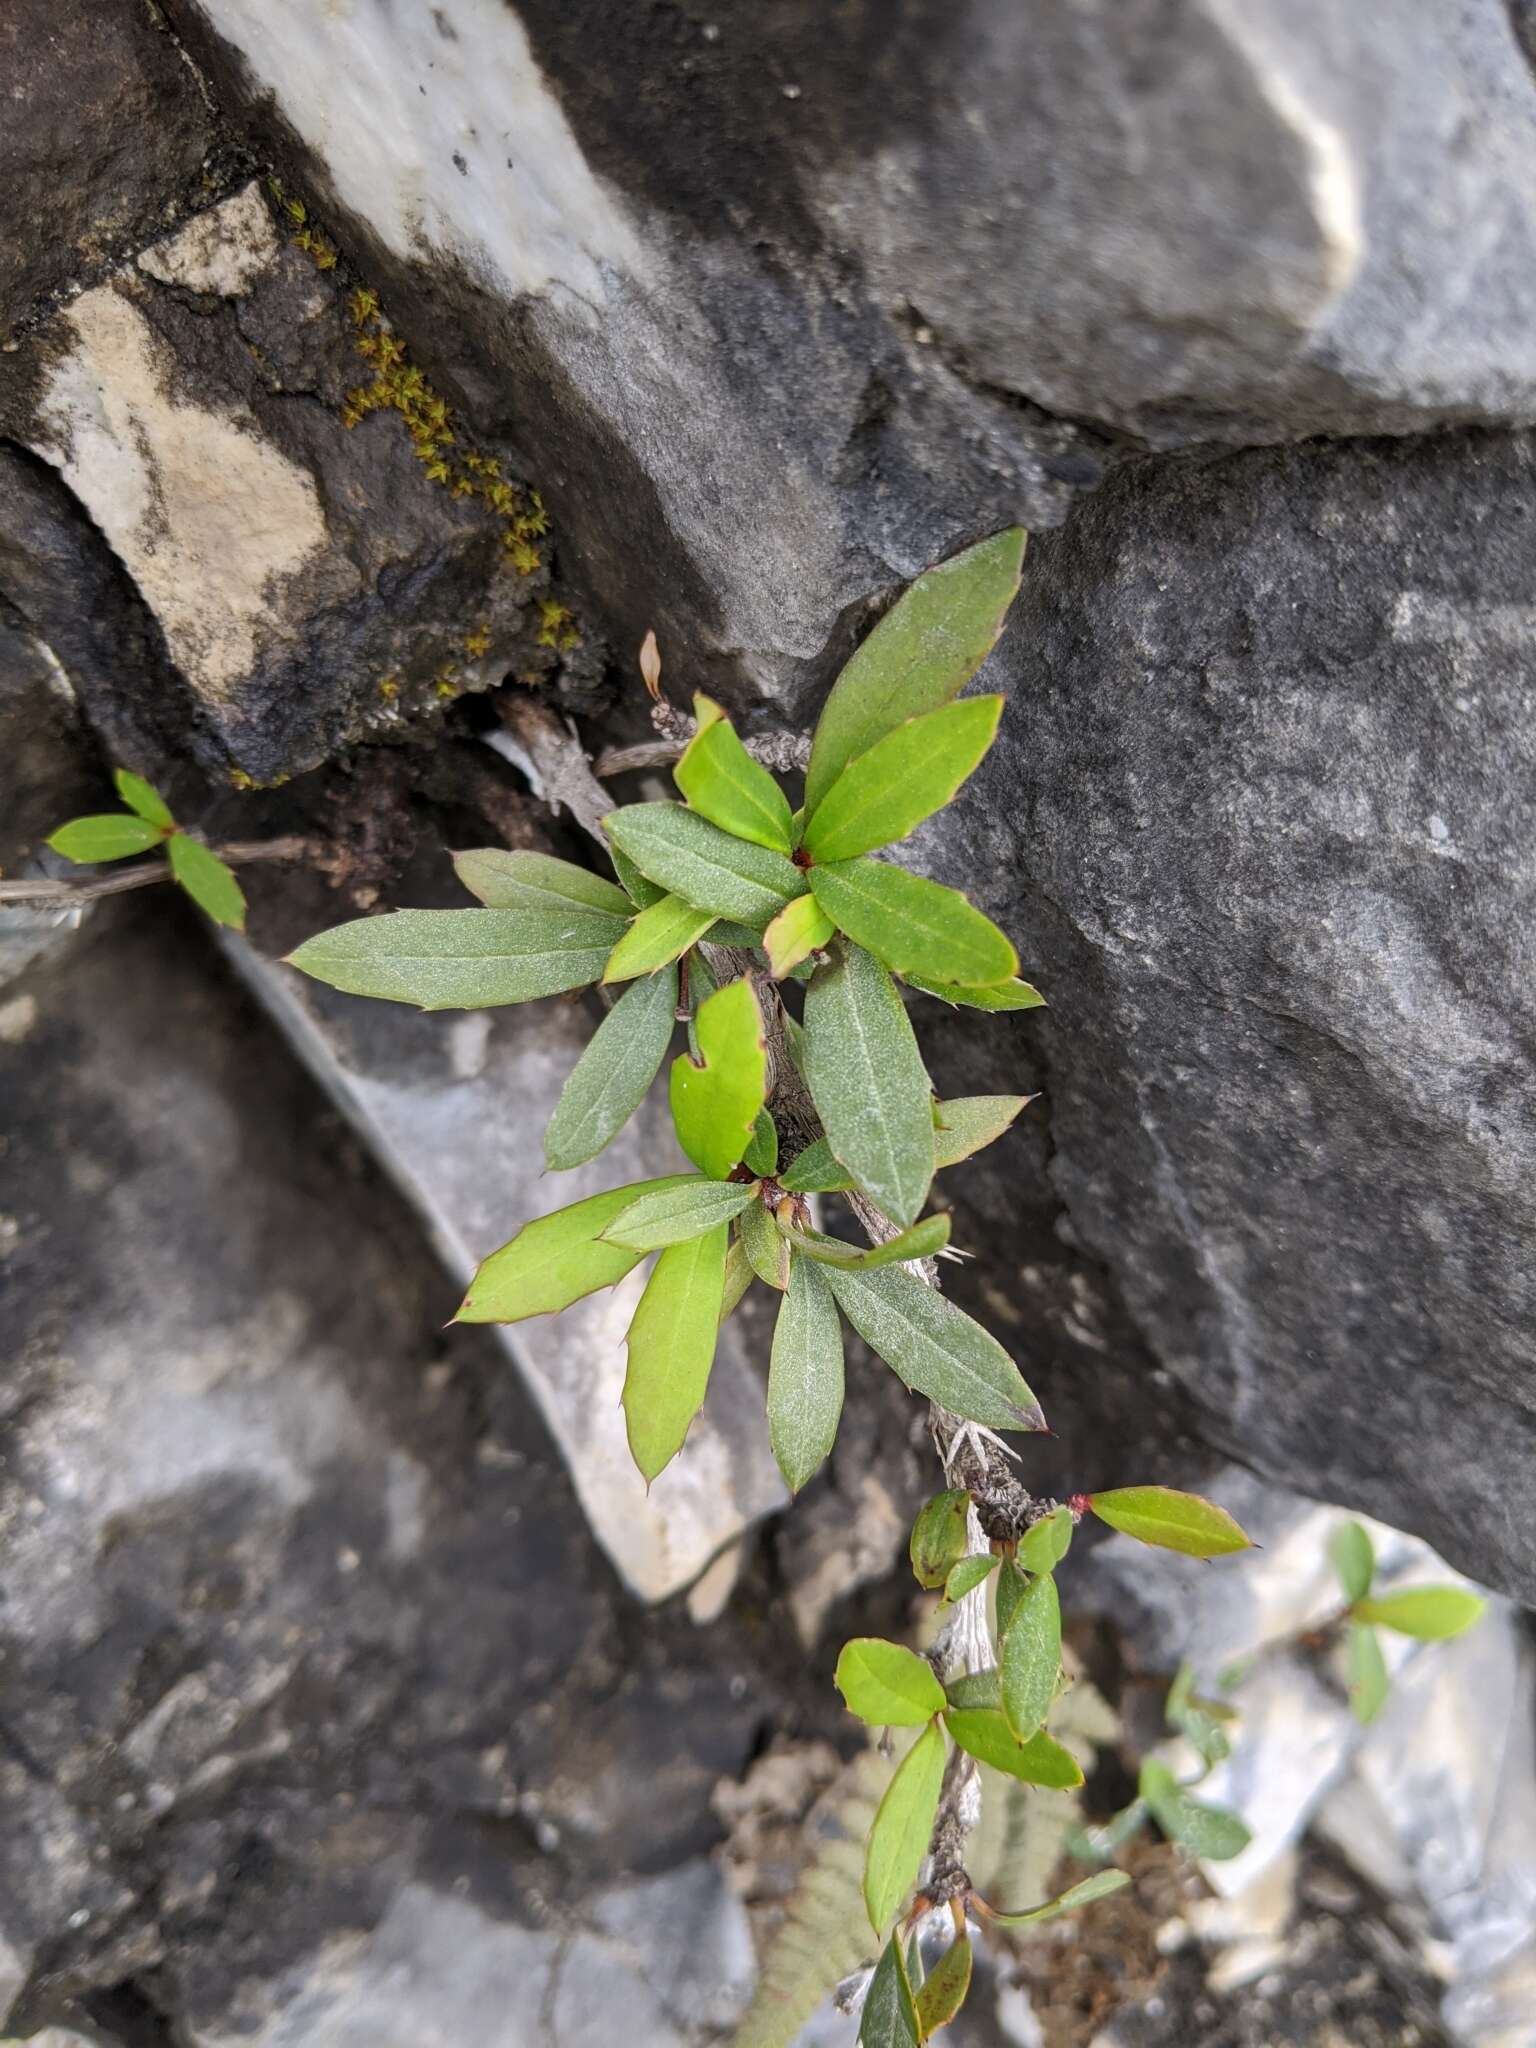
(136, 180, 280, 295)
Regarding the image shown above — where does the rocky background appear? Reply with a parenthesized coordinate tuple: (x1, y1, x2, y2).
(3, 2, 1534, 2043)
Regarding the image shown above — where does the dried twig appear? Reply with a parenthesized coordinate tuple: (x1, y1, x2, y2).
(0, 837, 323, 911)
(594, 730, 811, 778)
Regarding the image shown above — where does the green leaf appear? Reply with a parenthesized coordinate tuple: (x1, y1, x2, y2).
(707, 919, 772, 950)
(46, 813, 164, 863)
(932, 1096, 1030, 1170)
(744, 1107, 779, 1176)
(601, 1176, 757, 1251)
(1164, 1663, 1234, 1768)
(543, 966, 678, 1170)
(604, 801, 801, 920)
(675, 694, 796, 852)
(1016, 1507, 1074, 1577)
(287, 906, 623, 1010)
(943, 1709, 1082, 1789)
(994, 1558, 1027, 1640)
(804, 697, 1002, 863)
(763, 893, 837, 978)
(943, 1554, 1000, 1603)
(864, 1721, 947, 1933)
(455, 1176, 697, 1322)
(803, 943, 934, 1226)
(905, 974, 1046, 1013)
(912, 1934, 971, 2039)
(1139, 1760, 1252, 1862)
(622, 1224, 730, 1481)
(669, 976, 768, 1178)
(1352, 1586, 1487, 1640)
(1088, 1486, 1253, 1558)
(810, 860, 1018, 989)
(113, 768, 174, 827)
(781, 1213, 951, 1271)
(860, 1936, 919, 2048)
(452, 846, 632, 916)
(741, 1196, 791, 1290)
(835, 1639, 947, 1727)
(804, 527, 1027, 815)
(608, 841, 666, 908)
(167, 835, 248, 930)
(909, 1489, 972, 1590)
(985, 1869, 1131, 1929)
(767, 1255, 844, 1492)
(1347, 1620, 1390, 1724)
(828, 1264, 1045, 1433)
(720, 1236, 755, 1323)
(1330, 1519, 1376, 1605)
(779, 1136, 856, 1195)
(999, 1571, 1061, 1742)
(944, 1668, 1000, 1712)
(602, 893, 716, 983)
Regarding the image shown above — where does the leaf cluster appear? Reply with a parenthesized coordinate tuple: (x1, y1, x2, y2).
(47, 770, 247, 928)
(1328, 1519, 1485, 1725)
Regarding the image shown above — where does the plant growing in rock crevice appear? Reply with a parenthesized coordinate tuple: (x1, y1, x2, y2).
(286, 528, 1258, 2040)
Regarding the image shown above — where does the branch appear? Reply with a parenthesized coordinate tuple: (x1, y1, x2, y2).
(0, 837, 323, 910)
(594, 730, 811, 778)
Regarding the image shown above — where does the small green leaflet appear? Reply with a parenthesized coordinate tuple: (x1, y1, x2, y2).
(1352, 1586, 1487, 1640)
(1088, 1486, 1253, 1558)
(720, 1237, 755, 1323)
(745, 1107, 778, 1176)
(943, 1553, 999, 1603)
(995, 1558, 1027, 1638)
(669, 976, 767, 1178)
(779, 1136, 855, 1195)
(983, 1869, 1130, 1929)
(622, 1223, 729, 1481)
(944, 1668, 1000, 1711)
(781, 1213, 951, 1271)
(810, 860, 1018, 990)
(113, 768, 175, 827)
(608, 841, 666, 908)
(544, 965, 678, 1170)
(602, 893, 716, 983)
(741, 1197, 790, 1289)
(999, 1571, 1061, 1741)
(604, 801, 801, 921)
(1139, 1760, 1252, 1862)
(763, 893, 836, 978)
(167, 835, 247, 929)
(803, 527, 1026, 815)
(909, 1489, 972, 1590)
(767, 1254, 844, 1491)
(905, 973, 1046, 1013)
(456, 1176, 697, 1322)
(803, 697, 1002, 863)
(864, 1721, 947, 1933)
(288, 906, 623, 1010)
(803, 944, 934, 1226)
(452, 847, 632, 916)
(1330, 1519, 1376, 1605)
(835, 1638, 946, 1727)
(1164, 1663, 1233, 1769)
(674, 694, 796, 852)
(1347, 1621, 1390, 1724)
(1016, 1507, 1074, 1576)
(859, 1936, 919, 2048)
(932, 1096, 1030, 1170)
(943, 1708, 1082, 1789)
(912, 1934, 971, 2038)
(47, 813, 165, 862)
(828, 1263, 1045, 1433)
(601, 1177, 757, 1251)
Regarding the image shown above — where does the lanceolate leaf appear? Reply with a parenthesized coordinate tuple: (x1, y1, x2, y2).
(985, 1869, 1131, 1928)
(1352, 1586, 1487, 1640)
(601, 1176, 757, 1251)
(47, 813, 165, 862)
(943, 1708, 1082, 1789)
(720, 1237, 755, 1323)
(741, 1197, 791, 1289)
(167, 835, 247, 930)
(810, 860, 1018, 990)
(943, 1554, 1000, 1603)
(767, 1254, 844, 1491)
(745, 1107, 779, 1176)
(932, 1096, 1030, 1170)
(905, 973, 1045, 1013)
(764, 893, 837, 978)
(860, 1936, 919, 2048)
(780, 1136, 856, 1195)
(909, 1490, 972, 1590)
(835, 1639, 946, 1727)
(944, 1669, 1001, 1712)
(1330, 1520, 1376, 1605)
(608, 841, 666, 908)
(995, 1558, 1027, 1639)
(803, 944, 934, 1226)
(669, 976, 768, 1178)
(622, 1224, 730, 1481)
(1016, 1507, 1074, 1576)
(287, 906, 624, 1010)
(544, 965, 678, 1170)
(602, 893, 716, 982)
(113, 768, 175, 827)
(912, 1934, 971, 2038)
(1139, 1760, 1252, 1862)
(828, 1264, 1045, 1433)
(1088, 1487, 1253, 1559)
(782, 1213, 951, 1271)
(452, 847, 632, 916)
(1347, 1620, 1390, 1724)
(675, 695, 796, 852)
(604, 801, 801, 921)
(864, 1721, 947, 1933)
(803, 697, 1003, 862)
(999, 1571, 1061, 1742)
(456, 1176, 697, 1322)
(804, 527, 1026, 815)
